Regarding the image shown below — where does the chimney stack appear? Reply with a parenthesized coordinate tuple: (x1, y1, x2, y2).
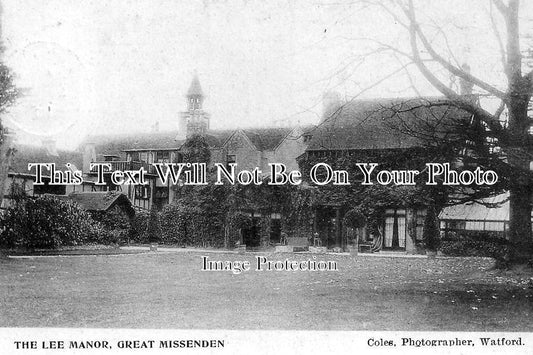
(42, 138, 58, 157)
(322, 91, 342, 122)
(82, 142, 96, 174)
(459, 63, 474, 95)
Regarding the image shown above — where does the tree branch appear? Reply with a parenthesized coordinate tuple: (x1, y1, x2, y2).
(504, 0, 521, 82)
(408, 9, 508, 99)
(488, 0, 509, 77)
(491, 0, 508, 15)
(494, 99, 507, 120)
(404, 0, 507, 142)
(527, 70, 533, 95)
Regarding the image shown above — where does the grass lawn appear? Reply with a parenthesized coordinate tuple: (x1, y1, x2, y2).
(1, 251, 533, 330)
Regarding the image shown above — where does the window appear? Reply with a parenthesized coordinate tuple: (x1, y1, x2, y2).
(189, 97, 200, 109)
(135, 185, 151, 200)
(128, 152, 140, 162)
(156, 151, 170, 163)
(415, 210, 426, 241)
(154, 187, 169, 199)
(140, 152, 148, 163)
(226, 154, 236, 169)
(383, 209, 406, 249)
(448, 220, 466, 230)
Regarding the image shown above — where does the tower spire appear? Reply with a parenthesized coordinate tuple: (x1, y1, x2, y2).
(178, 72, 210, 139)
(187, 72, 204, 97)
(186, 72, 204, 110)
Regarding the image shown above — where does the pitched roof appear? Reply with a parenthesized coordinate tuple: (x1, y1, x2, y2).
(10, 144, 83, 175)
(88, 128, 292, 154)
(57, 191, 135, 217)
(204, 129, 235, 149)
(187, 74, 204, 97)
(85, 131, 185, 157)
(439, 193, 510, 222)
(241, 127, 293, 151)
(306, 97, 472, 151)
(82, 129, 236, 159)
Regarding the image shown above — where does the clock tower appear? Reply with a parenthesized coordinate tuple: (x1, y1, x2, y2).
(178, 73, 210, 139)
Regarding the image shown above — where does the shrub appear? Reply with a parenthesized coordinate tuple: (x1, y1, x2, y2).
(89, 206, 132, 245)
(343, 208, 367, 229)
(84, 221, 110, 245)
(159, 204, 225, 247)
(0, 196, 96, 249)
(440, 231, 509, 260)
(160, 204, 190, 245)
(147, 207, 162, 243)
(129, 211, 150, 243)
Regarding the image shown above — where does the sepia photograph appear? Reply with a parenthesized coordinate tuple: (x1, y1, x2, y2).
(0, 1, 533, 354)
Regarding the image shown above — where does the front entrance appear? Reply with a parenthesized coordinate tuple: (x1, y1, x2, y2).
(383, 209, 406, 250)
(242, 225, 260, 248)
(315, 206, 343, 249)
(242, 215, 261, 249)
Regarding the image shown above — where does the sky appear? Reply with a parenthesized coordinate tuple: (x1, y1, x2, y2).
(1, 0, 532, 149)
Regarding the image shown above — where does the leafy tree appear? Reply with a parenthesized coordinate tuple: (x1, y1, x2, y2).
(343, 208, 367, 229)
(0, 63, 19, 207)
(181, 134, 211, 164)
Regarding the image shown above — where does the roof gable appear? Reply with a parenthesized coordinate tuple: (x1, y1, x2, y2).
(58, 191, 135, 217)
(223, 130, 258, 151)
(203, 129, 235, 149)
(241, 127, 293, 151)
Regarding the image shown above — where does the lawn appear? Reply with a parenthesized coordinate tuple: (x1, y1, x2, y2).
(1, 251, 533, 330)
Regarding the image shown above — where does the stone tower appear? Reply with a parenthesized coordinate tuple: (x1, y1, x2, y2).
(178, 73, 210, 139)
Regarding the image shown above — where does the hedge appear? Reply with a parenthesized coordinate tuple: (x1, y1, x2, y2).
(440, 231, 509, 260)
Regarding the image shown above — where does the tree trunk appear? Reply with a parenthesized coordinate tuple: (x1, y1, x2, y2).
(423, 204, 440, 252)
(508, 177, 532, 263)
(506, 73, 532, 263)
(0, 132, 15, 208)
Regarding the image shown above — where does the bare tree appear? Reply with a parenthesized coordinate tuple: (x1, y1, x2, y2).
(0, 63, 18, 209)
(352, 0, 533, 263)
